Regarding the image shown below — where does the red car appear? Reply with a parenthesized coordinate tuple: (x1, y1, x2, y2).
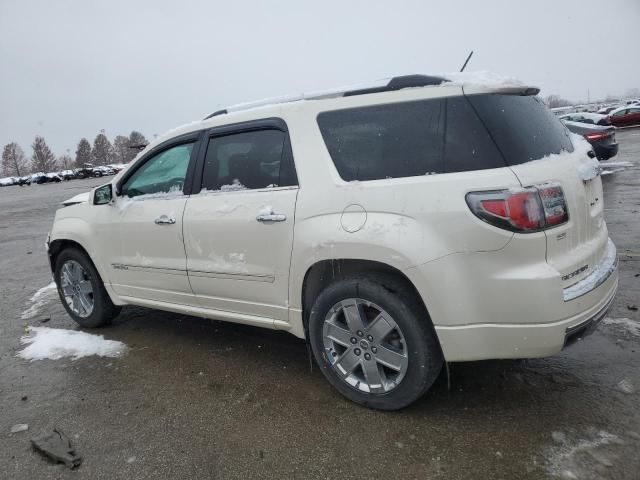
(607, 106, 640, 127)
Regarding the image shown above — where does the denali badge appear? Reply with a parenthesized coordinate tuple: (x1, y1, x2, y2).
(562, 265, 588, 281)
(112, 264, 129, 270)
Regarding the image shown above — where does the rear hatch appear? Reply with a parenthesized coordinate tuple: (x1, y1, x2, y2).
(466, 92, 609, 289)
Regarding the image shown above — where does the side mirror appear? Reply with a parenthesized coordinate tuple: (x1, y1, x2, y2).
(94, 184, 113, 205)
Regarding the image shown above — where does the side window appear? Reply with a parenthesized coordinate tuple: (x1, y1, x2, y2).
(612, 109, 627, 116)
(122, 143, 194, 198)
(317, 97, 504, 181)
(201, 129, 297, 191)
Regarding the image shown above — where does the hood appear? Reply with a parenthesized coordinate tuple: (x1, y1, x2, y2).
(62, 192, 91, 206)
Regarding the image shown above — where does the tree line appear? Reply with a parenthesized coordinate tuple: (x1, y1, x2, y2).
(1, 130, 148, 177)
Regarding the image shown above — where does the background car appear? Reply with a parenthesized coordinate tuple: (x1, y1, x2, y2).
(607, 106, 640, 127)
(106, 163, 127, 173)
(59, 169, 76, 181)
(31, 172, 48, 184)
(597, 106, 617, 115)
(16, 176, 32, 186)
(74, 163, 102, 178)
(562, 120, 618, 160)
(94, 165, 115, 176)
(45, 172, 62, 183)
(0, 177, 17, 187)
(559, 112, 610, 126)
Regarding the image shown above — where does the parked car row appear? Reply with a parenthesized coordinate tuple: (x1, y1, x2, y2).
(0, 163, 127, 187)
(554, 97, 640, 129)
(556, 101, 640, 160)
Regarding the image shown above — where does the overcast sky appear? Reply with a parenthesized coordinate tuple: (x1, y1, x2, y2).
(1, 0, 639, 155)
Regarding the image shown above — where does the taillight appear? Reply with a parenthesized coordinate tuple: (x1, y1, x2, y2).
(584, 132, 609, 142)
(466, 183, 568, 232)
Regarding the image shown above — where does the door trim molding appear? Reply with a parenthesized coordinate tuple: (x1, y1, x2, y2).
(188, 269, 275, 283)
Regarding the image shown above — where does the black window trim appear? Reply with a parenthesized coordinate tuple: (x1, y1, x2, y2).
(190, 117, 298, 194)
(116, 130, 204, 197)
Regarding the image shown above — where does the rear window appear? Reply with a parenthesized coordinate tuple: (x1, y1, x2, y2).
(466, 94, 574, 165)
(317, 96, 505, 181)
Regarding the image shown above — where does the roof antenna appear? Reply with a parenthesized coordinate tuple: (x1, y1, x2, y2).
(459, 50, 474, 72)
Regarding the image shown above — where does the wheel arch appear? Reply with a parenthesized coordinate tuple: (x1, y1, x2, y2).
(300, 259, 439, 342)
(48, 237, 121, 305)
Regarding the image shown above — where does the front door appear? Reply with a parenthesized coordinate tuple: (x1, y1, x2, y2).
(182, 127, 298, 324)
(108, 140, 198, 305)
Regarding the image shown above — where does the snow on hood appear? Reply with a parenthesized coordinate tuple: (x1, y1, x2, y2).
(62, 192, 91, 206)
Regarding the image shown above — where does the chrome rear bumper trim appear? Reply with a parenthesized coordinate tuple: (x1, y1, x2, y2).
(563, 238, 617, 302)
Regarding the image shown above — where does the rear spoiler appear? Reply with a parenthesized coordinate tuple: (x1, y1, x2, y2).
(462, 84, 540, 96)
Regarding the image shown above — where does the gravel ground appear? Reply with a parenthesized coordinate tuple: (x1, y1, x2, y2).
(1, 130, 639, 479)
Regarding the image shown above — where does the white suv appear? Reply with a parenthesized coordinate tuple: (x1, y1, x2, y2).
(47, 74, 618, 410)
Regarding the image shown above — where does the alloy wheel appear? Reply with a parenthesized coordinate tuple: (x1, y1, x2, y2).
(59, 260, 94, 318)
(322, 298, 409, 394)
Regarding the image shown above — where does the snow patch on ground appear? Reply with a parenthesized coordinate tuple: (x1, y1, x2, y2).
(603, 317, 640, 337)
(600, 161, 633, 176)
(21, 282, 57, 320)
(543, 430, 623, 479)
(18, 327, 126, 361)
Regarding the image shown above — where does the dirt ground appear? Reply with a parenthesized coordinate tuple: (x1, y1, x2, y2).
(1, 130, 639, 480)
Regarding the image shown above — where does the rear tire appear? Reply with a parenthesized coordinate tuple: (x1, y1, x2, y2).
(54, 248, 120, 328)
(308, 276, 443, 410)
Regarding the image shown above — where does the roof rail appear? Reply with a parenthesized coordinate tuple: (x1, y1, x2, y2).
(203, 74, 450, 119)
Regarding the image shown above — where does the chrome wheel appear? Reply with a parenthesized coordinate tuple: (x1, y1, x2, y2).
(59, 260, 94, 318)
(322, 298, 408, 394)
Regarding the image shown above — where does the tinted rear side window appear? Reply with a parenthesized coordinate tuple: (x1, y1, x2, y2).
(317, 97, 505, 181)
(201, 129, 297, 191)
(467, 94, 574, 165)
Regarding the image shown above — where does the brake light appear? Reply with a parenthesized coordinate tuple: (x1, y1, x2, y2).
(466, 183, 568, 232)
(584, 132, 609, 141)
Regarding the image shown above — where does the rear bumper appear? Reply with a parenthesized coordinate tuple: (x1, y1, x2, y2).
(434, 273, 617, 361)
(593, 142, 618, 160)
(407, 235, 619, 362)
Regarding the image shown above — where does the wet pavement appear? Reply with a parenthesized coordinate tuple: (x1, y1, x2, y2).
(1, 130, 639, 479)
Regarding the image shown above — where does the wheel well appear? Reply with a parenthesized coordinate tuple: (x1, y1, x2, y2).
(48, 239, 91, 273)
(301, 259, 430, 333)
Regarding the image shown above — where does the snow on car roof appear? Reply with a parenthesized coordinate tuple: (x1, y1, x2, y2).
(204, 71, 533, 119)
(609, 105, 629, 115)
(143, 72, 536, 160)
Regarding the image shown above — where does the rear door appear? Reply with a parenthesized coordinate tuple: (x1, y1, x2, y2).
(182, 121, 298, 324)
(467, 93, 608, 289)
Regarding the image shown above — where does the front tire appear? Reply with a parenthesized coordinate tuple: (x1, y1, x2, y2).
(54, 248, 120, 328)
(308, 277, 443, 410)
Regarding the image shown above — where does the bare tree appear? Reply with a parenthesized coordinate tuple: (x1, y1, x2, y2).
(2, 142, 29, 176)
(544, 95, 572, 108)
(57, 153, 73, 170)
(31, 136, 56, 173)
(75, 138, 92, 167)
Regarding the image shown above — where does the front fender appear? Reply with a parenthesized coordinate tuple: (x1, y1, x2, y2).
(49, 215, 112, 286)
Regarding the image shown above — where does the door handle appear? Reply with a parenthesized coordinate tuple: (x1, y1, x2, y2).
(256, 213, 286, 222)
(154, 215, 176, 225)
